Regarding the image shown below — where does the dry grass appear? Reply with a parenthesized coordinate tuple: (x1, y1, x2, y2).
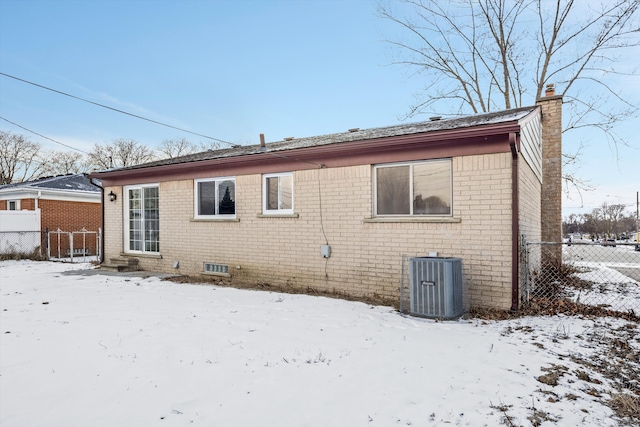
(609, 393, 640, 423)
(0, 248, 46, 261)
(469, 299, 639, 323)
(164, 274, 397, 308)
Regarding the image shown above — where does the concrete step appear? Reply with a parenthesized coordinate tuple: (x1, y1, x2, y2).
(109, 257, 139, 266)
(100, 257, 139, 272)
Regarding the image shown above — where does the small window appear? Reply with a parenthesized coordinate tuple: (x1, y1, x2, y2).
(263, 172, 293, 214)
(374, 159, 452, 216)
(194, 177, 236, 218)
(7, 200, 19, 210)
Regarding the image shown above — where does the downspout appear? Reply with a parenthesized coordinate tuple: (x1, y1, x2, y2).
(510, 133, 519, 311)
(35, 191, 42, 256)
(89, 176, 105, 264)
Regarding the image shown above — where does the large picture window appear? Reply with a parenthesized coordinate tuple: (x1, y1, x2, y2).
(194, 177, 236, 218)
(263, 172, 293, 214)
(125, 184, 159, 253)
(374, 159, 452, 216)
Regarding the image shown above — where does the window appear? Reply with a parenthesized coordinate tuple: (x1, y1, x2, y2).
(7, 200, 19, 210)
(194, 177, 236, 218)
(374, 159, 452, 216)
(263, 172, 293, 214)
(125, 184, 159, 253)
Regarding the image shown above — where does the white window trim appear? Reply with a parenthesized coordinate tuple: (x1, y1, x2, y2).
(194, 177, 236, 219)
(373, 159, 453, 217)
(262, 172, 294, 215)
(123, 183, 160, 255)
(7, 200, 20, 210)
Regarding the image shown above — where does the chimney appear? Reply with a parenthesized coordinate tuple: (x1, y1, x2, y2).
(536, 84, 563, 264)
(545, 83, 555, 97)
(259, 134, 265, 148)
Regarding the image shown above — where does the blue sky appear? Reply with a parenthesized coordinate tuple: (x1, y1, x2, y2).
(0, 0, 638, 218)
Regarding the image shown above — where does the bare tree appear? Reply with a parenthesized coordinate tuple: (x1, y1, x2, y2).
(600, 202, 627, 237)
(199, 141, 221, 152)
(39, 151, 92, 176)
(379, 0, 638, 115)
(379, 0, 639, 188)
(564, 203, 634, 238)
(156, 137, 221, 160)
(156, 138, 199, 160)
(88, 138, 156, 170)
(0, 130, 45, 184)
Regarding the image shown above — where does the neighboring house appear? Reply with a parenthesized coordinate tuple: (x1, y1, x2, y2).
(91, 92, 563, 311)
(0, 174, 102, 256)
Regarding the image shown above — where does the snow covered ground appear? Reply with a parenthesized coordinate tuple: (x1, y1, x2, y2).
(561, 242, 640, 313)
(1, 260, 637, 426)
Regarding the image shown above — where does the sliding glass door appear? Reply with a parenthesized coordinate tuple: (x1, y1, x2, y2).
(125, 185, 159, 253)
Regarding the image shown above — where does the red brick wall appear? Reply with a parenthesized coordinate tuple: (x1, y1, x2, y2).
(39, 199, 101, 233)
(21, 199, 36, 210)
(0, 198, 100, 231)
(42, 199, 102, 257)
(1, 197, 102, 256)
(0, 199, 35, 210)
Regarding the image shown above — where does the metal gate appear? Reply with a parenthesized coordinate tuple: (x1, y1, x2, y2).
(47, 228, 101, 263)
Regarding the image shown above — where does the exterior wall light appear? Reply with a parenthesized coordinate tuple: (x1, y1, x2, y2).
(108, 191, 117, 202)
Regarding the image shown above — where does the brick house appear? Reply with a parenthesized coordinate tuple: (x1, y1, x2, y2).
(0, 174, 102, 256)
(91, 92, 562, 311)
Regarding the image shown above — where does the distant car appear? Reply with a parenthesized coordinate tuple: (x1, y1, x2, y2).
(601, 239, 617, 247)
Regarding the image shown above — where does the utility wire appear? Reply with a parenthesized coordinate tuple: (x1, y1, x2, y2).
(1, 72, 327, 168)
(3, 74, 337, 278)
(0, 72, 236, 147)
(0, 116, 91, 155)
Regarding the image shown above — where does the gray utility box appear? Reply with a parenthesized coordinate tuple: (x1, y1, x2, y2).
(409, 257, 463, 319)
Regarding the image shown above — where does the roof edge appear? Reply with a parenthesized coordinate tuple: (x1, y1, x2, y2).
(92, 116, 529, 183)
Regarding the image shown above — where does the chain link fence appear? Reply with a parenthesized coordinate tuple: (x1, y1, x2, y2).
(522, 239, 640, 317)
(0, 228, 101, 263)
(0, 230, 47, 260)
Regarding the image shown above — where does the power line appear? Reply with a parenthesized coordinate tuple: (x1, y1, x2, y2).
(0, 72, 327, 168)
(0, 72, 236, 147)
(0, 116, 91, 155)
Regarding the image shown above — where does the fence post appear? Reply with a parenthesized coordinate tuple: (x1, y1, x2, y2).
(520, 234, 528, 303)
(69, 231, 74, 262)
(45, 227, 50, 260)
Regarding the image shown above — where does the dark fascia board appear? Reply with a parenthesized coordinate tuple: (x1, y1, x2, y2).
(94, 120, 525, 187)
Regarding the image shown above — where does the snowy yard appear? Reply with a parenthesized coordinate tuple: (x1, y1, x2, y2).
(1, 260, 638, 426)
(563, 243, 640, 313)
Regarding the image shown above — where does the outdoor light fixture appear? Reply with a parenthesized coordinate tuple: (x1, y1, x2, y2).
(108, 191, 117, 202)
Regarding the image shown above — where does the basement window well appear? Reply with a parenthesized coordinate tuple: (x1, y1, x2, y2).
(203, 262, 230, 277)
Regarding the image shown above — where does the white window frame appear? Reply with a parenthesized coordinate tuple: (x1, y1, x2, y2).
(373, 159, 453, 217)
(194, 177, 236, 219)
(124, 183, 160, 254)
(7, 200, 20, 210)
(262, 172, 294, 215)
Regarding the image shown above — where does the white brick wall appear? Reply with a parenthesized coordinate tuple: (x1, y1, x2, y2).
(104, 152, 522, 309)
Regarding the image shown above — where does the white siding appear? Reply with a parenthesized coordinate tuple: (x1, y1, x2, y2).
(519, 110, 543, 182)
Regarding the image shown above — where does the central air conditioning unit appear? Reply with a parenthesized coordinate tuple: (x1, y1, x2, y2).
(409, 257, 463, 319)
